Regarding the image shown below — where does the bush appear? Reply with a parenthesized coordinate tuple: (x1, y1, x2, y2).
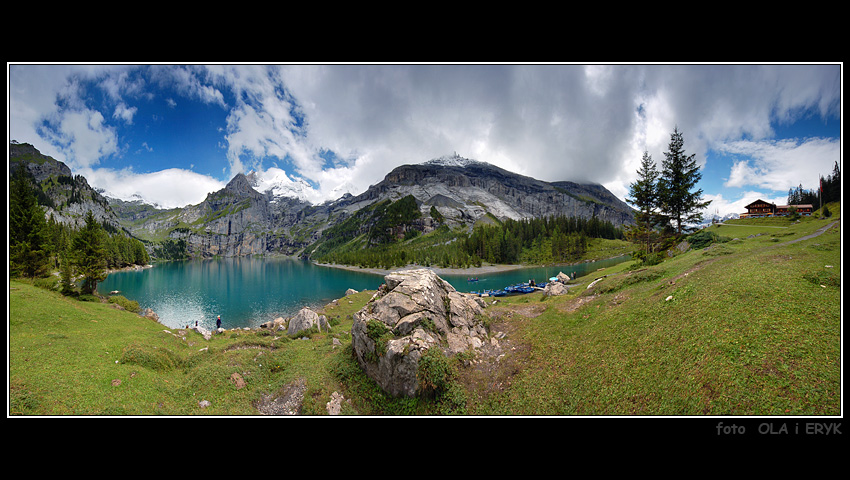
(631, 250, 663, 267)
(417, 347, 456, 397)
(108, 295, 140, 313)
(33, 276, 59, 291)
(688, 230, 730, 250)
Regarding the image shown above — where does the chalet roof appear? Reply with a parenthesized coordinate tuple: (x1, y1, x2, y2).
(745, 199, 775, 208)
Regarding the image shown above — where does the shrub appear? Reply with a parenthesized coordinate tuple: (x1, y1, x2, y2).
(417, 347, 456, 397)
(688, 230, 730, 250)
(33, 276, 59, 291)
(630, 250, 663, 267)
(108, 295, 140, 313)
(365, 320, 394, 360)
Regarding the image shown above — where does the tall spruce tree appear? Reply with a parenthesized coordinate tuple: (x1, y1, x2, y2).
(10, 166, 52, 278)
(658, 127, 711, 234)
(71, 210, 107, 294)
(626, 150, 665, 253)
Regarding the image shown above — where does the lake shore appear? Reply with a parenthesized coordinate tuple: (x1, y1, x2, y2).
(313, 261, 531, 277)
(310, 259, 624, 278)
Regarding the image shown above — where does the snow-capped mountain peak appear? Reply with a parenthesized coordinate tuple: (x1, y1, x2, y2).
(422, 153, 486, 168)
(247, 168, 315, 203)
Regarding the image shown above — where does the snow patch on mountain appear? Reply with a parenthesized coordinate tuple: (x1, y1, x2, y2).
(247, 168, 316, 203)
(422, 153, 487, 168)
(98, 188, 167, 209)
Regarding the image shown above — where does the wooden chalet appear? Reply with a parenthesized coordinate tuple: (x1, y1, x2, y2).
(741, 199, 814, 218)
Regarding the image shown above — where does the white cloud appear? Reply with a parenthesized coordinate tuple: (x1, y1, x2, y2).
(703, 190, 788, 218)
(82, 167, 225, 209)
(9, 63, 841, 210)
(40, 109, 119, 169)
(113, 103, 137, 124)
(720, 137, 839, 191)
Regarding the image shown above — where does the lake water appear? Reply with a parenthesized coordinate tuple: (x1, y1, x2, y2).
(99, 255, 630, 330)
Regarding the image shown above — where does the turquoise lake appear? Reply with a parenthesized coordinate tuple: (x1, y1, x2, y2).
(98, 255, 630, 330)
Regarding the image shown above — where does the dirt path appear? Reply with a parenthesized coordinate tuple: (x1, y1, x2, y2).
(777, 220, 839, 246)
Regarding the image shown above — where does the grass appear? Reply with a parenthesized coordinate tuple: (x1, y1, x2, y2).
(9, 283, 372, 415)
(8, 205, 841, 416)
(464, 208, 841, 416)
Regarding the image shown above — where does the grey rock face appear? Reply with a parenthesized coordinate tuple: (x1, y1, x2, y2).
(351, 269, 488, 397)
(14, 143, 634, 260)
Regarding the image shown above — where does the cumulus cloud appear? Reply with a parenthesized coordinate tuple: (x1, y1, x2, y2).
(720, 137, 839, 191)
(82, 167, 225, 209)
(9, 63, 841, 211)
(703, 191, 788, 218)
(39, 108, 120, 169)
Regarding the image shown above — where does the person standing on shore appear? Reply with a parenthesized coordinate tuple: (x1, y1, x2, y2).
(216, 315, 222, 329)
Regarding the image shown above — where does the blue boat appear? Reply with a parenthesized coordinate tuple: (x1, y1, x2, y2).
(471, 289, 506, 297)
(504, 282, 537, 294)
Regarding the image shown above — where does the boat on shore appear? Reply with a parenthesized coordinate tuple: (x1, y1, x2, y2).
(504, 284, 536, 294)
(470, 288, 507, 297)
(472, 280, 542, 297)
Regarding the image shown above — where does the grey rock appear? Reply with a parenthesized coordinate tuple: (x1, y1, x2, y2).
(351, 268, 487, 397)
(287, 307, 328, 335)
(544, 282, 569, 296)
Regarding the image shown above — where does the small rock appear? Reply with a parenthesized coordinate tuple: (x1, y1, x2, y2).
(326, 391, 345, 415)
(199, 400, 211, 409)
(665, 295, 673, 302)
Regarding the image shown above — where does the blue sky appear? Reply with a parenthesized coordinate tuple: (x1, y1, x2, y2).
(8, 63, 842, 216)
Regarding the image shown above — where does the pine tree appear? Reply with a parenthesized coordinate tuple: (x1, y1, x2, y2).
(626, 150, 665, 253)
(9, 166, 52, 278)
(71, 210, 107, 294)
(60, 251, 76, 296)
(658, 127, 711, 234)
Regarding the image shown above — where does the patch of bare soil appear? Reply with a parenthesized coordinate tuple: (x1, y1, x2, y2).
(555, 293, 598, 313)
(455, 302, 545, 401)
(254, 377, 307, 415)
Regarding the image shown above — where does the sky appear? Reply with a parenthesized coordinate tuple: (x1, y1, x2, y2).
(7, 63, 842, 217)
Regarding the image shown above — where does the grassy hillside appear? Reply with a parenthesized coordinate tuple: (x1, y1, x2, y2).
(9, 205, 840, 416)
(464, 207, 841, 415)
(9, 280, 379, 415)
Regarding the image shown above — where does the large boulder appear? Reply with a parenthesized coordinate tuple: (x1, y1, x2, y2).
(544, 281, 569, 296)
(260, 316, 287, 331)
(351, 268, 488, 397)
(287, 307, 329, 336)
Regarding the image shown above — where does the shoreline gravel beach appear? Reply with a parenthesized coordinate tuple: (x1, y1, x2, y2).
(313, 262, 531, 277)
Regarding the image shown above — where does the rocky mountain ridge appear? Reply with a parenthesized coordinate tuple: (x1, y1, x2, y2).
(353, 154, 635, 226)
(10, 143, 635, 259)
(9, 142, 125, 232)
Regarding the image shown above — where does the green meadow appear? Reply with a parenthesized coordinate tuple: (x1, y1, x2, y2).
(8, 206, 841, 416)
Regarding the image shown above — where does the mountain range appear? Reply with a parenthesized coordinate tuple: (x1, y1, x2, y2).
(10, 143, 635, 259)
